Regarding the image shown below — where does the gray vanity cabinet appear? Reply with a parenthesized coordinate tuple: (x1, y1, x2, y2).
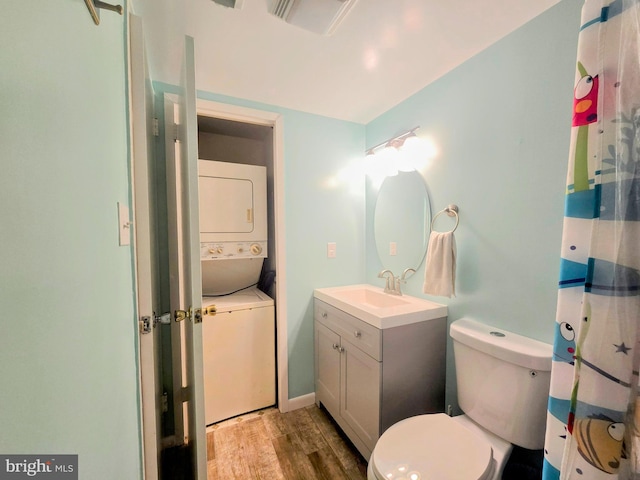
(315, 321, 381, 452)
(314, 299, 447, 460)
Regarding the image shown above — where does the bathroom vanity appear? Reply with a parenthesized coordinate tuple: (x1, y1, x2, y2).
(313, 285, 448, 460)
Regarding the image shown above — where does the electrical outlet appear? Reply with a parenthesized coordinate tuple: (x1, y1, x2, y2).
(390, 242, 397, 256)
(327, 242, 337, 258)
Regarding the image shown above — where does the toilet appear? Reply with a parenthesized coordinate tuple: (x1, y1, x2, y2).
(367, 318, 552, 480)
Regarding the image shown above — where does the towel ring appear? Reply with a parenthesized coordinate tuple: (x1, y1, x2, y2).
(431, 204, 459, 233)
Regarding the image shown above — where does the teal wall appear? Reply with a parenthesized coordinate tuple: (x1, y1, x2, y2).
(365, 0, 583, 410)
(148, 0, 582, 405)
(0, 0, 584, 470)
(193, 91, 367, 398)
(1, 2, 142, 478)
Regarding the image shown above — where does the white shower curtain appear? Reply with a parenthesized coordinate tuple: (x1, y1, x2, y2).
(543, 1, 640, 479)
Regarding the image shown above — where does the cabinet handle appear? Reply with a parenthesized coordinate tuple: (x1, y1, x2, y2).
(338, 346, 345, 353)
(354, 330, 361, 338)
(322, 312, 328, 318)
(332, 343, 339, 350)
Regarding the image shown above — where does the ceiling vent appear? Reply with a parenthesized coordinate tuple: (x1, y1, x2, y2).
(211, 0, 244, 9)
(268, 0, 358, 35)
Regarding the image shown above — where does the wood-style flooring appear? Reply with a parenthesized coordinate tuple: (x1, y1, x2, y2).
(206, 405, 368, 480)
(165, 405, 543, 479)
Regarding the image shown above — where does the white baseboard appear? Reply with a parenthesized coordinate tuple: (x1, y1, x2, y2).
(282, 392, 316, 412)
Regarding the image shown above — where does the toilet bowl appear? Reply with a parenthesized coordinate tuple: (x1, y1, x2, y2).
(367, 414, 512, 480)
(367, 318, 552, 480)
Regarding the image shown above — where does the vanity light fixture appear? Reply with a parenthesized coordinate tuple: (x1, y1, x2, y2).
(366, 126, 420, 154)
(365, 126, 421, 177)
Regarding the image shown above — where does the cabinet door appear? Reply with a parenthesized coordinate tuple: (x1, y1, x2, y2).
(340, 338, 381, 452)
(315, 321, 341, 417)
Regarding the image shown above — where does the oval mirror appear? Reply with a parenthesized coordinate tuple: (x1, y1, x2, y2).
(374, 171, 431, 274)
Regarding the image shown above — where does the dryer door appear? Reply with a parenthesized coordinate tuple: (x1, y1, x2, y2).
(199, 175, 254, 233)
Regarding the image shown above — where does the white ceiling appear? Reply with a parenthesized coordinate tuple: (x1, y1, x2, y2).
(138, 0, 561, 124)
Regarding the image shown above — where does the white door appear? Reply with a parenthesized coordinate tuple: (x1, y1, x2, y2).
(129, 13, 161, 480)
(164, 35, 207, 479)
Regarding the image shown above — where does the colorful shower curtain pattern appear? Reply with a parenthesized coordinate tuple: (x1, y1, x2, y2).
(543, 0, 640, 479)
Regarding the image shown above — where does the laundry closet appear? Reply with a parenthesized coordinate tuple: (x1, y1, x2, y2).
(196, 115, 277, 425)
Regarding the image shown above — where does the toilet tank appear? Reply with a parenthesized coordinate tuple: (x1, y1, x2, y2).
(450, 318, 552, 450)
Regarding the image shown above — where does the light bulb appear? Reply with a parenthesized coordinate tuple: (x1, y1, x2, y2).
(378, 145, 399, 176)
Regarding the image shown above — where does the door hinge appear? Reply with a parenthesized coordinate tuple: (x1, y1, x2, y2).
(140, 312, 171, 334)
(161, 392, 169, 413)
(152, 118, 159, 137)
(180, 386, 190, 403)
(140, 316, 152, 334)
(173, 122, 179, 142)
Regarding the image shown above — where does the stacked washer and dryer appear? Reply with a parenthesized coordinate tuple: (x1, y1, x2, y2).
(198, 159, 276, 425)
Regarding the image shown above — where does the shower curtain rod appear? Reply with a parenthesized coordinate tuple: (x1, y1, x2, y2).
(84, 0, 123, 25)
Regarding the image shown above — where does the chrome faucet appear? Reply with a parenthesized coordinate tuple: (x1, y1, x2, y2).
(401, 268, 416, 281)
(379, 269, 409, 296)
(377, 269, 396, 294)
(397, 268, 416, 296)
(378, 268, 417, 296)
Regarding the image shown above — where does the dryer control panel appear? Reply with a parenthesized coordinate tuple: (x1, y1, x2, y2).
(201, 241, 268, 260)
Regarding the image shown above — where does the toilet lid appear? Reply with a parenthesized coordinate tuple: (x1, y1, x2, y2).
(371, 414, 493, 480)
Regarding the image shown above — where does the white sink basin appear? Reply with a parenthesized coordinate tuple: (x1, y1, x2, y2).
(314, 284, 447, 329)
(338, 287, 410, 309)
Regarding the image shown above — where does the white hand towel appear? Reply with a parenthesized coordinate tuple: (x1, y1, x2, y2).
(423, 231, 456, 298)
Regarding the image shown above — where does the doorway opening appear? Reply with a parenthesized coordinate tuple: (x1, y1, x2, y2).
(197, 115, 277, 425)
(195, 99, 290, 421)
(154, 99, 289, 479)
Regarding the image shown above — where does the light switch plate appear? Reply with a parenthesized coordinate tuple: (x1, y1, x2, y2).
(118, 202, 131, 246)
(390, 242, 397, 256)
(327, 242, 337, 258)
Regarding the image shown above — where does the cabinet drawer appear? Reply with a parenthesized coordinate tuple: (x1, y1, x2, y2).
(315, 300, 381, 361)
